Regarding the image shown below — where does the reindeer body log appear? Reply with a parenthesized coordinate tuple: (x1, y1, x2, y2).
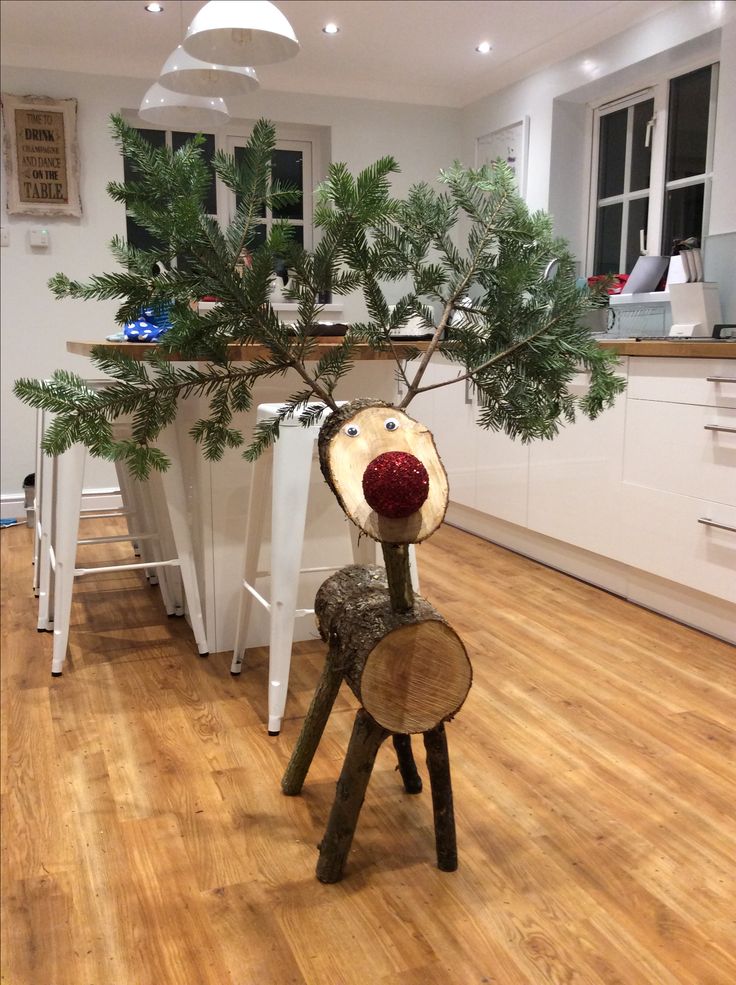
(315, 565, 471, 734)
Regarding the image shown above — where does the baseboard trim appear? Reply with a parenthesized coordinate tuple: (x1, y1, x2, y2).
(1, 488, 123, 521)
(445, 503, 736, 646)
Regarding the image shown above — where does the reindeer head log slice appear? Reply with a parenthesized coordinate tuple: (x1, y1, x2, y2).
(318, 400, 449, 544)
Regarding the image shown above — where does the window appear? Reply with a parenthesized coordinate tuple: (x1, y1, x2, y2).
(589, 63, 718, 276)
(661, 65, 716, 253)
(123, 128, 218, 253)
(228, 137, 313, 251)
(593, 93, 654, 275)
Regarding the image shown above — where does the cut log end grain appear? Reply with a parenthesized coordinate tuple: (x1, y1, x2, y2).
(318, 400, 449, 544)
(360, 619, 471, 734)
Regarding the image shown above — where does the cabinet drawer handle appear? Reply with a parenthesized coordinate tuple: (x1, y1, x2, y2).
(698, 517, 736, 534)
(706, 377, 736, 383)
(704, 424, 736, 434)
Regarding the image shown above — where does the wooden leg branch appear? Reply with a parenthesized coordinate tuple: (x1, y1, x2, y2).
(392, 734, 422, 794)
(316, 709, 389, 884)
(282, 642, 344, 796)
(423, 724, 458, 872)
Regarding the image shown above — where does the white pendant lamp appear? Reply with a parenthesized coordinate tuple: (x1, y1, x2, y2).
(182, 1, 300, 66)
(159, 45, 260, 96)
(139, 83, 230, 129)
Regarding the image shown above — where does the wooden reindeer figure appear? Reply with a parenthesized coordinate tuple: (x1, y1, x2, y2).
(282, 399, 473, 883)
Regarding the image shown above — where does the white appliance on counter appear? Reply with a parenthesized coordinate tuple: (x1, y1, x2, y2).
(668, 282, 723, 337)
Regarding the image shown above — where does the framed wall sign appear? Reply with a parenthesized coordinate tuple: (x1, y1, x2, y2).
(476, 117, 529, 199)
(1, 93, 82, 217)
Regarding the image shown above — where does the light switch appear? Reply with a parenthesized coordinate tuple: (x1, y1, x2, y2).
(29, 226, 50, 249)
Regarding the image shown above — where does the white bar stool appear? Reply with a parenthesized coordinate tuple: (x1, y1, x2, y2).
(43, 422, 209, 676)
(231, 402, 418, 736)
(34, 409, 183, 632)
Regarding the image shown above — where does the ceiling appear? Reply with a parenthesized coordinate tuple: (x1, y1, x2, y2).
(0, 0, 680, 108)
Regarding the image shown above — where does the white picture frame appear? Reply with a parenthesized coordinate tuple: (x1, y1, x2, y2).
(475, 117, 529, 199)
(1, 92, 82, 217)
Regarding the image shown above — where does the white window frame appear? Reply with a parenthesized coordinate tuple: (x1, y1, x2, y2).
(225, 134, 314, 250)
(588, 87, 657, 274)
(585, 60, 719, 276)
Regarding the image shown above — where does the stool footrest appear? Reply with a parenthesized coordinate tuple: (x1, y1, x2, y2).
(74, 558, 181, 578)
(77, 532, 159, 546)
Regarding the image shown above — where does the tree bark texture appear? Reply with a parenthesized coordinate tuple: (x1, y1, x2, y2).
(392, 734, 423, 794)
(314, 565, 472, 734)
(423, 724, 458, 872)
(281, 643, 344, 797)
(316, 709, 389, 884)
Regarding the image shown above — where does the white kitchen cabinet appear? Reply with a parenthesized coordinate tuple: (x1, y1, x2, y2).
(402, 359, 477, 509)
(527, 367, 629, 561)
(475, 424, 529, 527)
(621, 356, 736, 600)
(621, 484, 736, 602)
(403, 351, 735, 638)
(624, 399, 736, 506)
(626, 356, 736, 408)
(409, 358, 530, 520)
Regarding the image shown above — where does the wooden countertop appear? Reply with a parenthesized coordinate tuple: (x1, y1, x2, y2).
(66, 340, 432, 361)
(67, 338, 736, 361)
(597, 339, 735, 358)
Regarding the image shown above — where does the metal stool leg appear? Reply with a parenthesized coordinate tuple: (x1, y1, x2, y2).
(155, 425, 209, 655)
(50, 443, 86, 675)
(36, 449, 56, 631)
(231, 449, 271, 674)
(266, 423, 316, 735)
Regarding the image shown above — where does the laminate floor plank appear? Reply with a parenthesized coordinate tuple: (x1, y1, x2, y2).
(2, 520, 735, 985)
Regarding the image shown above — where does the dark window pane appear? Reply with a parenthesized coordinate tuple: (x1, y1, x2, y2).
(625, 197, 649, 273)
(250, 223, 267, 249)
(289, 224, 304, 248)
(272, 149, 303, 219)
(172, 131, 217, 214)
(597, 108, 627, 199)
(661, 183, 705, 253)
(630, 99, 654, 192)
(124, 128, 166, 253)
(594, 203, 623, 275)
(666, 65, 712, 181)
(123, 127, 166, 183)
(234, 145, 266, 218)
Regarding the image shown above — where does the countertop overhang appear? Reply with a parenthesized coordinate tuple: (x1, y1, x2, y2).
(67, 338, 736, 360)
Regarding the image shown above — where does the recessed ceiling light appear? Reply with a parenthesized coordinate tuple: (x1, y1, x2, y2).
(322, 23, 340, 35)
(145, 2, 164, 12)
(475, 41, 492, 54)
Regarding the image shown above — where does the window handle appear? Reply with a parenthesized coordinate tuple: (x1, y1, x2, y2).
(645, 117, 656, 148)
(639, 228, 647, 254)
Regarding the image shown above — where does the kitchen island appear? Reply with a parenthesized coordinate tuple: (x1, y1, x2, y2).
(68, 338, 736, 648)
(68, 340, 428, 654)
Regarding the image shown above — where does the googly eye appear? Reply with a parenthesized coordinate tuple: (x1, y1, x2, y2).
(345, 423, 360, 437)
(384, 417, 400, 432)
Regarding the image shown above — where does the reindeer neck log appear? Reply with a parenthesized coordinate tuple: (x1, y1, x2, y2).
(314, 566, 472, 734)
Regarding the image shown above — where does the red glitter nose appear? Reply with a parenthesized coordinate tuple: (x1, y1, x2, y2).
(362, 451, 429, 519)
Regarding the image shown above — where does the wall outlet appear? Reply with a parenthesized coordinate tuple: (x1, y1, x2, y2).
(29, 226, 50, 249)
(0, 227, 8, 247)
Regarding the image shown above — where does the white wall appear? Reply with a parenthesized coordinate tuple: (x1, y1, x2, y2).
(0, 67, 460, 502)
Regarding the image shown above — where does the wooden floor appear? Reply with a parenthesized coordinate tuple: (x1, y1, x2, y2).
(2, 519, 735, 985)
